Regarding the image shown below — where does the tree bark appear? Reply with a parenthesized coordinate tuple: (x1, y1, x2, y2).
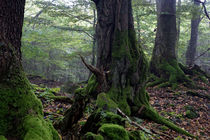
(94, 0, 149, 115)
(186, 0, 201, 67)
(150, 0, 191, 89)
(0, 0, 59, 139)
(59, 0, 196, 138)
(176, 0, 181, 57)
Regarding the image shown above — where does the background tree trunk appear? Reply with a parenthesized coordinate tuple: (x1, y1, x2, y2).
(0, 0, 59, 139)
(150, 0, 191, 89)
(186, 0, 201, 67)
(176, 0, 181, 57)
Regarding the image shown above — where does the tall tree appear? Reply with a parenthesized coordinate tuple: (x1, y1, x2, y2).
(59, 0, 195, 138)
(0, 0, 59, 139)
(185, 0, 201, 66)
(150, 0, 192, 89)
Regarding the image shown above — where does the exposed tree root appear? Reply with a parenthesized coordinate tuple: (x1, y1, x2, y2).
(57, 56, 196, 139)
(139, 106, 197, 139)
(148, 60, 196, 89)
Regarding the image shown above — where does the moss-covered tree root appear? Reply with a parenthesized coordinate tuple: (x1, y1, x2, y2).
(0, 69, 60, 140)
(95, 89, 196, 138)
(149, 59, 195, 89)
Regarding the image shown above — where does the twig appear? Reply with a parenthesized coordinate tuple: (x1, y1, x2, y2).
(116, 108, 153, 135)
(194, 48, 210, 61)
(195, 0, 210, 20)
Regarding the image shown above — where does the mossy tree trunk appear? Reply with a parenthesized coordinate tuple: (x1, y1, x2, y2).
(0, 1, 59, 139)
(186, 0, 201, 67)
(94, 0, 149, 116)
(60, 0, 195, 138)
(150, 0, 191, 89)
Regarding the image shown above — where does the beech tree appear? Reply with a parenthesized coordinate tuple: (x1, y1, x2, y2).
(186, 0, 201, 66)
(58, 0, 195, 138)
(150, 0, 192, 89)
(0, 0, 59, 139)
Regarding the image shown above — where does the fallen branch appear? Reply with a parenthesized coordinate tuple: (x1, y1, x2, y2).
(117, 108, 153, 135)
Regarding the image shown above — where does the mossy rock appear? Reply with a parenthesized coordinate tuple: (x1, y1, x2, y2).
(184, 105, 199, 119)
(128, 130, 149, 140)
(185, 110, 198, 119)
(84, 132, 104, 140)
(81, 110, 126, 134)
(98, 124, 130, 140)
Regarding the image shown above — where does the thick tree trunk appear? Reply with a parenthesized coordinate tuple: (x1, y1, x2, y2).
(186, 0, 201, 67)
(59, 0, 195, 138)
(150, 0, 191, 89)
(94, 0, 149, 115)
(0, 1, 59, 139)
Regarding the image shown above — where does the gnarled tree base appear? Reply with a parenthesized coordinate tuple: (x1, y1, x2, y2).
(0, 69, 60, 140)
(149, 59, 195, 89)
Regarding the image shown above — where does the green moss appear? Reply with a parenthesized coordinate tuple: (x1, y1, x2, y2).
(96, 93, 118, 112)
(0, 68, 59, 139)
(86, 75, 98, 95)
(98, 124, 129, 140)
(128, 130, 149, 140)
(159, 125, 169, 131)
(0, 136, 7, 140)
(107, 87, 132, 115)
(152, 58, 194, 89)
(140, 106, 195, 138)
(23, 115, 60, 140)
(81, 110, 125, 135)
(184, 105, 198, 119)
(185, 110, 198, 119)
(84, 132, 104, 140)
(198, 75, 208, 83)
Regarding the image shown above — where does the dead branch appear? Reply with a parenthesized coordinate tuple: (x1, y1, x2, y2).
(117, 108, 153, 135)
(195, 0, 210, 20)
(79, 54, 109, 93)
(194, 48, 210, 61)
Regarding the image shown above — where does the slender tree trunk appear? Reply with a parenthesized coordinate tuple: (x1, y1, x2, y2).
(186, 0, 201, 67)
(0, 0, 59, 139)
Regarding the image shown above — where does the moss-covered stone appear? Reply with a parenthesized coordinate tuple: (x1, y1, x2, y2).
(98, 124, 129, 140)
(84, 132, 104, 140)
(128, 130, 149, 140)
(81, 110, 126, 134)
(184, 105, 199, 119)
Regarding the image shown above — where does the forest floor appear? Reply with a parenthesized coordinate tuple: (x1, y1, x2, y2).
(29, 76, 210, 140)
